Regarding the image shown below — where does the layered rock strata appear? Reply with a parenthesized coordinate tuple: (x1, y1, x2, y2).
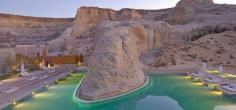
(0, 13, 73, 45)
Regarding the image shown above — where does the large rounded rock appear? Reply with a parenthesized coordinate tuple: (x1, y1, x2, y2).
(78, 22, 146, 100)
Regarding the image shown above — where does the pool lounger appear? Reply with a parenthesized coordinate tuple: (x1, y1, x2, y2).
(40, 75, 49, 79)
(1, 87, 18, 94)
(203, 75, 223, 89)
(220, 83, 236, 95)
(46, 69, 56, 74)
(188, 71, 205, 81)
(25, 76, 37, 81)
(204, 75, 222, 84)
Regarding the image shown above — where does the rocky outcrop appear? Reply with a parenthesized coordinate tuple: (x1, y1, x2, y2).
(71, 7, 152, 37)
(75, 20, 179, 100)
(70, 21, 174, 65)
(184, 24, 236, 41)
(74, 7, 115, 28)
(176, 0, 214, 7)
(167, 0, 214, 24)
(0, 13, 73, 27)
(78, 22, 146, 100)
(0, 13, 73, 45)
(74, 7, 151, 26)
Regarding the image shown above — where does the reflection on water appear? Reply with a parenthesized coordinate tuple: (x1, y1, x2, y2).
(4, 74, 236, 110)
(136, 95, 183, 110)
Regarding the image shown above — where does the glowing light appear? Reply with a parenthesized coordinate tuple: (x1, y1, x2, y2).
(211, 91, 223, 95)
(10, 99, 17, 105)
(48, 64, 52, 68)
(14, 103, 26, 109)
(34, 92, 52, 98)
(35, 60, 39, 63)
(55, 80, 59, 84)
(193, 82, 204, 86)
(223, 73, 236, 78)
(32, 92, 36, 96)
(44, 82, 49, 88)
(207, 70, 219, 74)
(78, 62, 82, 67)
(184, 76, 191, 79)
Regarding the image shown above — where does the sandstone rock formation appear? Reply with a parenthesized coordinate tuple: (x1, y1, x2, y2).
(0, 13, 73, 45)
(74, 7, 151, 26)
(71, 7, 152, 37)
(167, 0, 214, 24)
(78, 22, 146, 100)
(176, 0, 214, 6)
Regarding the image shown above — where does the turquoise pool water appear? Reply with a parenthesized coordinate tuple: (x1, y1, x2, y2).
(4, 74, 236, 110)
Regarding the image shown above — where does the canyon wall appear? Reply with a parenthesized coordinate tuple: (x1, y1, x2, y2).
(0, 13, 73, 46)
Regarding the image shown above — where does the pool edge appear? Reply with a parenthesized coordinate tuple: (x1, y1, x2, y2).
(73, 74, 150, 104)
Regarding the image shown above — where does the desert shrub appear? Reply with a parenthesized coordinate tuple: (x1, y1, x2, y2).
(187, 54, 198, 59)
(0, 64, 8, 76)
(209, 58, 213, 62)
(171, 59, 176, 65)
(155, 59, 167, 67)
(215, 51, 222, 54)
(181, 46, 191, 52)
(229, 55, 234, 59)
(201, 59, 208, 63)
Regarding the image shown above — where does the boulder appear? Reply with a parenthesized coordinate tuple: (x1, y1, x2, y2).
(78, 22, 146, 100)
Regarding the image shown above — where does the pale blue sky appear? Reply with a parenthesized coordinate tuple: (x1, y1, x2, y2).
(0, 0, 235, 18)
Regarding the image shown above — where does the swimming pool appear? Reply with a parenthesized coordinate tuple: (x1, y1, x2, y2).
(4, 74, 236, 110)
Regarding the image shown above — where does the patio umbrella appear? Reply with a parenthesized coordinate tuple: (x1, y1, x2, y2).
(202, 62, 207, 72)
(20, 61, 25, 76)
(219, 65, 223, 77)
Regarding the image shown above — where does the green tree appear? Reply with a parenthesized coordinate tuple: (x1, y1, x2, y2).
(4, 56, 17, 76)
(0, 64, 8, 75)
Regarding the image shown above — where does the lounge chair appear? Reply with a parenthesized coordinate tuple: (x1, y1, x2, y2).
(220, 83, 236, 95)
(47, 69, 56, 74)
(204, 75, 222, 83)
(2, 87, 18, 94)
(203, 75, 223, 89)
(25, 76, 37, 81)
(188, 71, 205, 81)
(40, 75, 49, 79)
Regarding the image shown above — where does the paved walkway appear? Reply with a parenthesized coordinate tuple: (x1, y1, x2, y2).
(0, 64, 76, 109)
(143, 67, 199, 75)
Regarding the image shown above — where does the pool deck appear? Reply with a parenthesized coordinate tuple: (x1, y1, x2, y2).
(0, 64, 76, 109)
(143, 66, 199, 75)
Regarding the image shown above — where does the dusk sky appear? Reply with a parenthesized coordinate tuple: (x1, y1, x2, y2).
(0, 0, 235, 18)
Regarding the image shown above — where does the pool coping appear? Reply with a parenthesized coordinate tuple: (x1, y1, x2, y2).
(73, 74, 150, 104)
